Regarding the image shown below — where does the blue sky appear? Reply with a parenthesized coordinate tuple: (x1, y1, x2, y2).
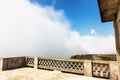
(30, 0, 114, 36)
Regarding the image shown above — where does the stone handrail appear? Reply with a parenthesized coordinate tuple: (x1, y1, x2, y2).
(0, 56, 118, 80)
(26, 57, 118, 80)
(92, 60, 118, 79)
(26, 56, 34, 67)
(38, 57, 84, 74)
(92, 60, 110, 78)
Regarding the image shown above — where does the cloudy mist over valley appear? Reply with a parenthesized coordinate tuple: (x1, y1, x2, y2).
(0, 0, 115, 58)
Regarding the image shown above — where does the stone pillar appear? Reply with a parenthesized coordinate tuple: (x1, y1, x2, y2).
(84, 60, 92, 77)
(2, 58, 7, 70)
(114, 6, 120, 80)
(114, 16, 119, 80)
(117, 54, 120, 80)
(109, 61, 118, 80)
(34, 56, 38, 69)
(0, 58, 3, 71)
(118, 11, 120, 78)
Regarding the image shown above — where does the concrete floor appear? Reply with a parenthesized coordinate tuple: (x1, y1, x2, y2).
(0, 68, 109, 80)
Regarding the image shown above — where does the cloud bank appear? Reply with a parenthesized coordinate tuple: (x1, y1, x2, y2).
(0, 0, 115, 58)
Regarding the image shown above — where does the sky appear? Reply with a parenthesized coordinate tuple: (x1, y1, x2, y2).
(0, 0, 115, 58)
(30, 0, 114, 36)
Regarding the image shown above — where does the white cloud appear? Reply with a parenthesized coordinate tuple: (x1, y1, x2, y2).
(0, 0, 116, 58)
(90, 29, 96, 35)
(66, 32, 115, 55)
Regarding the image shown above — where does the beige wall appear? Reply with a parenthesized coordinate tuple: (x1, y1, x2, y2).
(116, 6, 120, 48)
(114, 5, 120, 80)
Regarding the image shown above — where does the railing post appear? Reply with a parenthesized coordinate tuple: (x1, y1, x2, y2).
(0, 58, 3, 71)
(2, 58, 7, 70)
(34, 56, 38, 69)
(109, 61, 118, 80)
(25, 56, 28, 67)
(84, 60, 92, 77)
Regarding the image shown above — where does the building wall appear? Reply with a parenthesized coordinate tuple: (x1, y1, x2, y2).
(117, 6, 120, 44)
(114, 5, 120, 80)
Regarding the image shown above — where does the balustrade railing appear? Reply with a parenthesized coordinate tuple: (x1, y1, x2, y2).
(38, 58, 84, 74)
(25, 56, 118, 80)
(0, 56, 117, 80)
(26, 56, 34, 67)
(92, 61, 110, 78)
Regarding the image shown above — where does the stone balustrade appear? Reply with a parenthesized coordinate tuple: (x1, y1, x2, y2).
(0, 56, 118, 80)
(26, 56, 34, 67)
(38, 57, 84, 74)
(92, 61, 110, 79)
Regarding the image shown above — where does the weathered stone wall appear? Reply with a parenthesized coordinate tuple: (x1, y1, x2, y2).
(116, 5, 120, 50)
(109, 61, 118, 80)
(1, 57, 26, 70)
(114, 5, 120, 80)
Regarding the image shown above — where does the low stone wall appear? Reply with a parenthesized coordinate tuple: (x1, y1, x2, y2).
(38, 57, 84, 74)
(0, 56, 118, 80)
(92, 61, 110, 78)
(26, 56, 34, 67)
(92, 60, 118, 80)
(27, 57, 118, 80)
(0, 57, 26, 70)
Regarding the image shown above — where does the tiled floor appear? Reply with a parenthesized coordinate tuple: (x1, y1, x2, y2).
(0, 68, 109, 80)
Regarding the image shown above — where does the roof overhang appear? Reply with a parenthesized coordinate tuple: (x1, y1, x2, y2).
(98, 0, 119, 22)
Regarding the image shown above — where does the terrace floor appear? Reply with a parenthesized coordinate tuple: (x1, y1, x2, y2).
(0, 68, 109, 80)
